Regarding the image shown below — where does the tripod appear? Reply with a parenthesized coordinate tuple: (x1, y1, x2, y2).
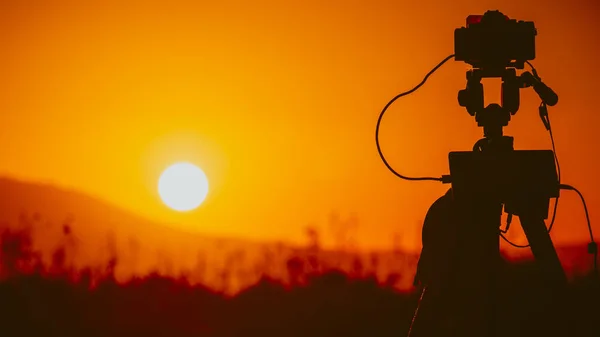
(409, 67, 568, 337)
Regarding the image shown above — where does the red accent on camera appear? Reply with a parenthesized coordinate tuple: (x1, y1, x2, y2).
(466, 14, 511, 27)
(466, 15, 482, 26)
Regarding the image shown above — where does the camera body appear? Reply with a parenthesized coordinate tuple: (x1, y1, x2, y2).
(454, 10, 537, 69)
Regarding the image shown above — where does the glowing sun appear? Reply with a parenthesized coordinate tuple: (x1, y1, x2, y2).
(158, 162, 209, 212)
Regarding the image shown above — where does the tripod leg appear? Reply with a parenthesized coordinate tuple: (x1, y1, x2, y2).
(406, 284, 458, 337)
(518, 215, 567, 287)
(454, 201, 503, 337)
(406, 285, 428, 337)
(410, 190, 460, 337)
(519, 215, 578, 336)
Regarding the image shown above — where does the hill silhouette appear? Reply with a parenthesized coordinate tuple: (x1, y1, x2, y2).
(0, 175, 255, 245)
(0, 176, 280, 285)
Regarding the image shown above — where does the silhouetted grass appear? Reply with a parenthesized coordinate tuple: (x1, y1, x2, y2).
(0, 223, 598, 337)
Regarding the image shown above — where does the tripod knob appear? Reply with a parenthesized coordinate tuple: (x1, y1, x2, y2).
(458, 83, 483, 116)
(458, 89, 470, 107)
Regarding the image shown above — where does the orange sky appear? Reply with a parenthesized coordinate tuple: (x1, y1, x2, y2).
(0, 0, 599, 251)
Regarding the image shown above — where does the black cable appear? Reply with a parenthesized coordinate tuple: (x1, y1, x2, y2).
(544, 102, 561, 232)
(559, 184, 598, 276)
(375, 54, 455, 182)
(525, 60, 538, 77)
(527, 60, 561, 180)
(500, 231, 529, 249)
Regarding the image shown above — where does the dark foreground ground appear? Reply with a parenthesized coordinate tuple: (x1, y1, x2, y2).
(0, 227, 598, 337)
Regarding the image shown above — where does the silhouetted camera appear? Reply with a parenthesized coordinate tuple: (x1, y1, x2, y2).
(454, 10, 536, 69)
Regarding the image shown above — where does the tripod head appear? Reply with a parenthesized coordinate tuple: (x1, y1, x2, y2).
(458, 67, 519, 153)
(457, 65, 558, 154)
